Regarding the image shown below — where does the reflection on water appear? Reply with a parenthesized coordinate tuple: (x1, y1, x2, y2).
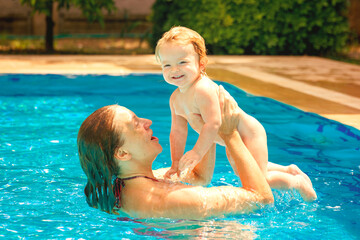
(116, 217, 257, 239)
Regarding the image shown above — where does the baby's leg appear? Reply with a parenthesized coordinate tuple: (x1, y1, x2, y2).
(225, 135, 268, 177)
(225, 130, 268, 176)
(268, 162, 313, 187)
(266, 171, 317, 202)
(241, 134, 268, 175)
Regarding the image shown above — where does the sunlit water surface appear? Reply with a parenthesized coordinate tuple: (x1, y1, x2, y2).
(0, 74, 359, 239)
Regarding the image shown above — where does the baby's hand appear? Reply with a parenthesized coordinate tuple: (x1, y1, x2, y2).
(178, 150, 202, 172)
(164, 165, 180, 179)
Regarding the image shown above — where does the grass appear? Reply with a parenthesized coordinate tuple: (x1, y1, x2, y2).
(326, 54, 360, 65)
(0, 36, 359, 66)
(324, 44, 360, 65)
(0, 36, 153, 55)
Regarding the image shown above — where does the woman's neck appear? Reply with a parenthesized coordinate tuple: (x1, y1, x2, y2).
(117, 160, 155, 179)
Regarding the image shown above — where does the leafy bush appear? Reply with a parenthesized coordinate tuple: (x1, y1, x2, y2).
(150, 0, 350, 55)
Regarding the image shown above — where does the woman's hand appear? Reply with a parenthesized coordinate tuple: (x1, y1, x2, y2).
(218, 85, 240, 137)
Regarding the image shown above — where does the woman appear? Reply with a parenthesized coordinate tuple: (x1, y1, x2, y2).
(77, 87, 274, 219)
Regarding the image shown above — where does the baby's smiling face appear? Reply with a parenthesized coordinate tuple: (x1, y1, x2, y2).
(159, 42, 204, 92)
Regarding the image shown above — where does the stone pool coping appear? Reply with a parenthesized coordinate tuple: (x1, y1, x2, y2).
(1, 55, 359, 130)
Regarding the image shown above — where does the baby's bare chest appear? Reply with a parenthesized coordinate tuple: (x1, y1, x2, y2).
(174, 94, 205, 129)
(173, 93, 199, 118)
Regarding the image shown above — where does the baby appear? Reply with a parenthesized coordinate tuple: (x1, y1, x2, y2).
(155, 26, 316, 202)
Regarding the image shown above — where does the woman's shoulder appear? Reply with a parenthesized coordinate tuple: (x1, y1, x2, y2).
(120, 175, 198, 217)
(120, 176, 163, 213)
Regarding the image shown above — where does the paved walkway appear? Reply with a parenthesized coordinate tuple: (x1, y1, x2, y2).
(1, 55, 359, 129)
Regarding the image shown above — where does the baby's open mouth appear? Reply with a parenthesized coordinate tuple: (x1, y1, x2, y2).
(172, 75, 184, 80)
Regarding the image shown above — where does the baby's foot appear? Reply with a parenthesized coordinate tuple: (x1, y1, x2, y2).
(295, 175, 317, 202)
(288, 164, 313, 188)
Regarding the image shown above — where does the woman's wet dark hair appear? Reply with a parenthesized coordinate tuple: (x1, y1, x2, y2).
(77, 105, 124, 213)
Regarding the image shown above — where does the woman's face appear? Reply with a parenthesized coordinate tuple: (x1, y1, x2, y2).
(114, 107, 162, 161)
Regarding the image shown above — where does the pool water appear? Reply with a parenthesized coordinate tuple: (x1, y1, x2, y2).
(1, 74, 359, 239)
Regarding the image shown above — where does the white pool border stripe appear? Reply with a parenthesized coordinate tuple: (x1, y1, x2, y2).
(226, 66, 360, 111)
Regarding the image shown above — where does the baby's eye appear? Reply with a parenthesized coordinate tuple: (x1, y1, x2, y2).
(163, 64, 170, 68)
(179, 61, 187, 64)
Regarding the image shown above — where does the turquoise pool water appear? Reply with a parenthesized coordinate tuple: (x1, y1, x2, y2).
(0, 74, 359, 239)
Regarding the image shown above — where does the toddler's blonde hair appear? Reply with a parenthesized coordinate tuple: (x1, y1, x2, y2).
(155, 26, 208, 68)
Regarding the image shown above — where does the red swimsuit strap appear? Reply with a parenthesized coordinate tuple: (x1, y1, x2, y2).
(113, 175, 159, 208)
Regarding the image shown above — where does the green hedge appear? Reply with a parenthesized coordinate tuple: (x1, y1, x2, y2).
(150, 0, 349, 55)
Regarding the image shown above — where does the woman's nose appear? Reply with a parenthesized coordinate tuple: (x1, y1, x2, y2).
(142, 118, 152, 129)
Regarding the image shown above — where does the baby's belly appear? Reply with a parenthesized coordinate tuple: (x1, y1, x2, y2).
(187, 114, 225, 146)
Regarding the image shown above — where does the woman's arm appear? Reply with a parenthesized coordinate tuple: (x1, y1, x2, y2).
(218, 85, 273, 203)
(141, 86, 273, 219)
(221, 131, 273, 203)
(139, 130, 273, 219)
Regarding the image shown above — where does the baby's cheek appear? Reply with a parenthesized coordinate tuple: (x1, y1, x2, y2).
(163, 70, 170, 77)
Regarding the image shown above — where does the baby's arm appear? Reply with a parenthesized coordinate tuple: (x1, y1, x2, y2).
(178, 86, 221, 171)
(164, 92, 188, 178)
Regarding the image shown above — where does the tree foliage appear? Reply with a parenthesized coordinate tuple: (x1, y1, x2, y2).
(21, 0, 115, 25)
(150, 0, 350, 55)
(20, 0, 116, 51)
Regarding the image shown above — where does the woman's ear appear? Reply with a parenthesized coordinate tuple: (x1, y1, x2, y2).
(115, 148, 132, 161)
